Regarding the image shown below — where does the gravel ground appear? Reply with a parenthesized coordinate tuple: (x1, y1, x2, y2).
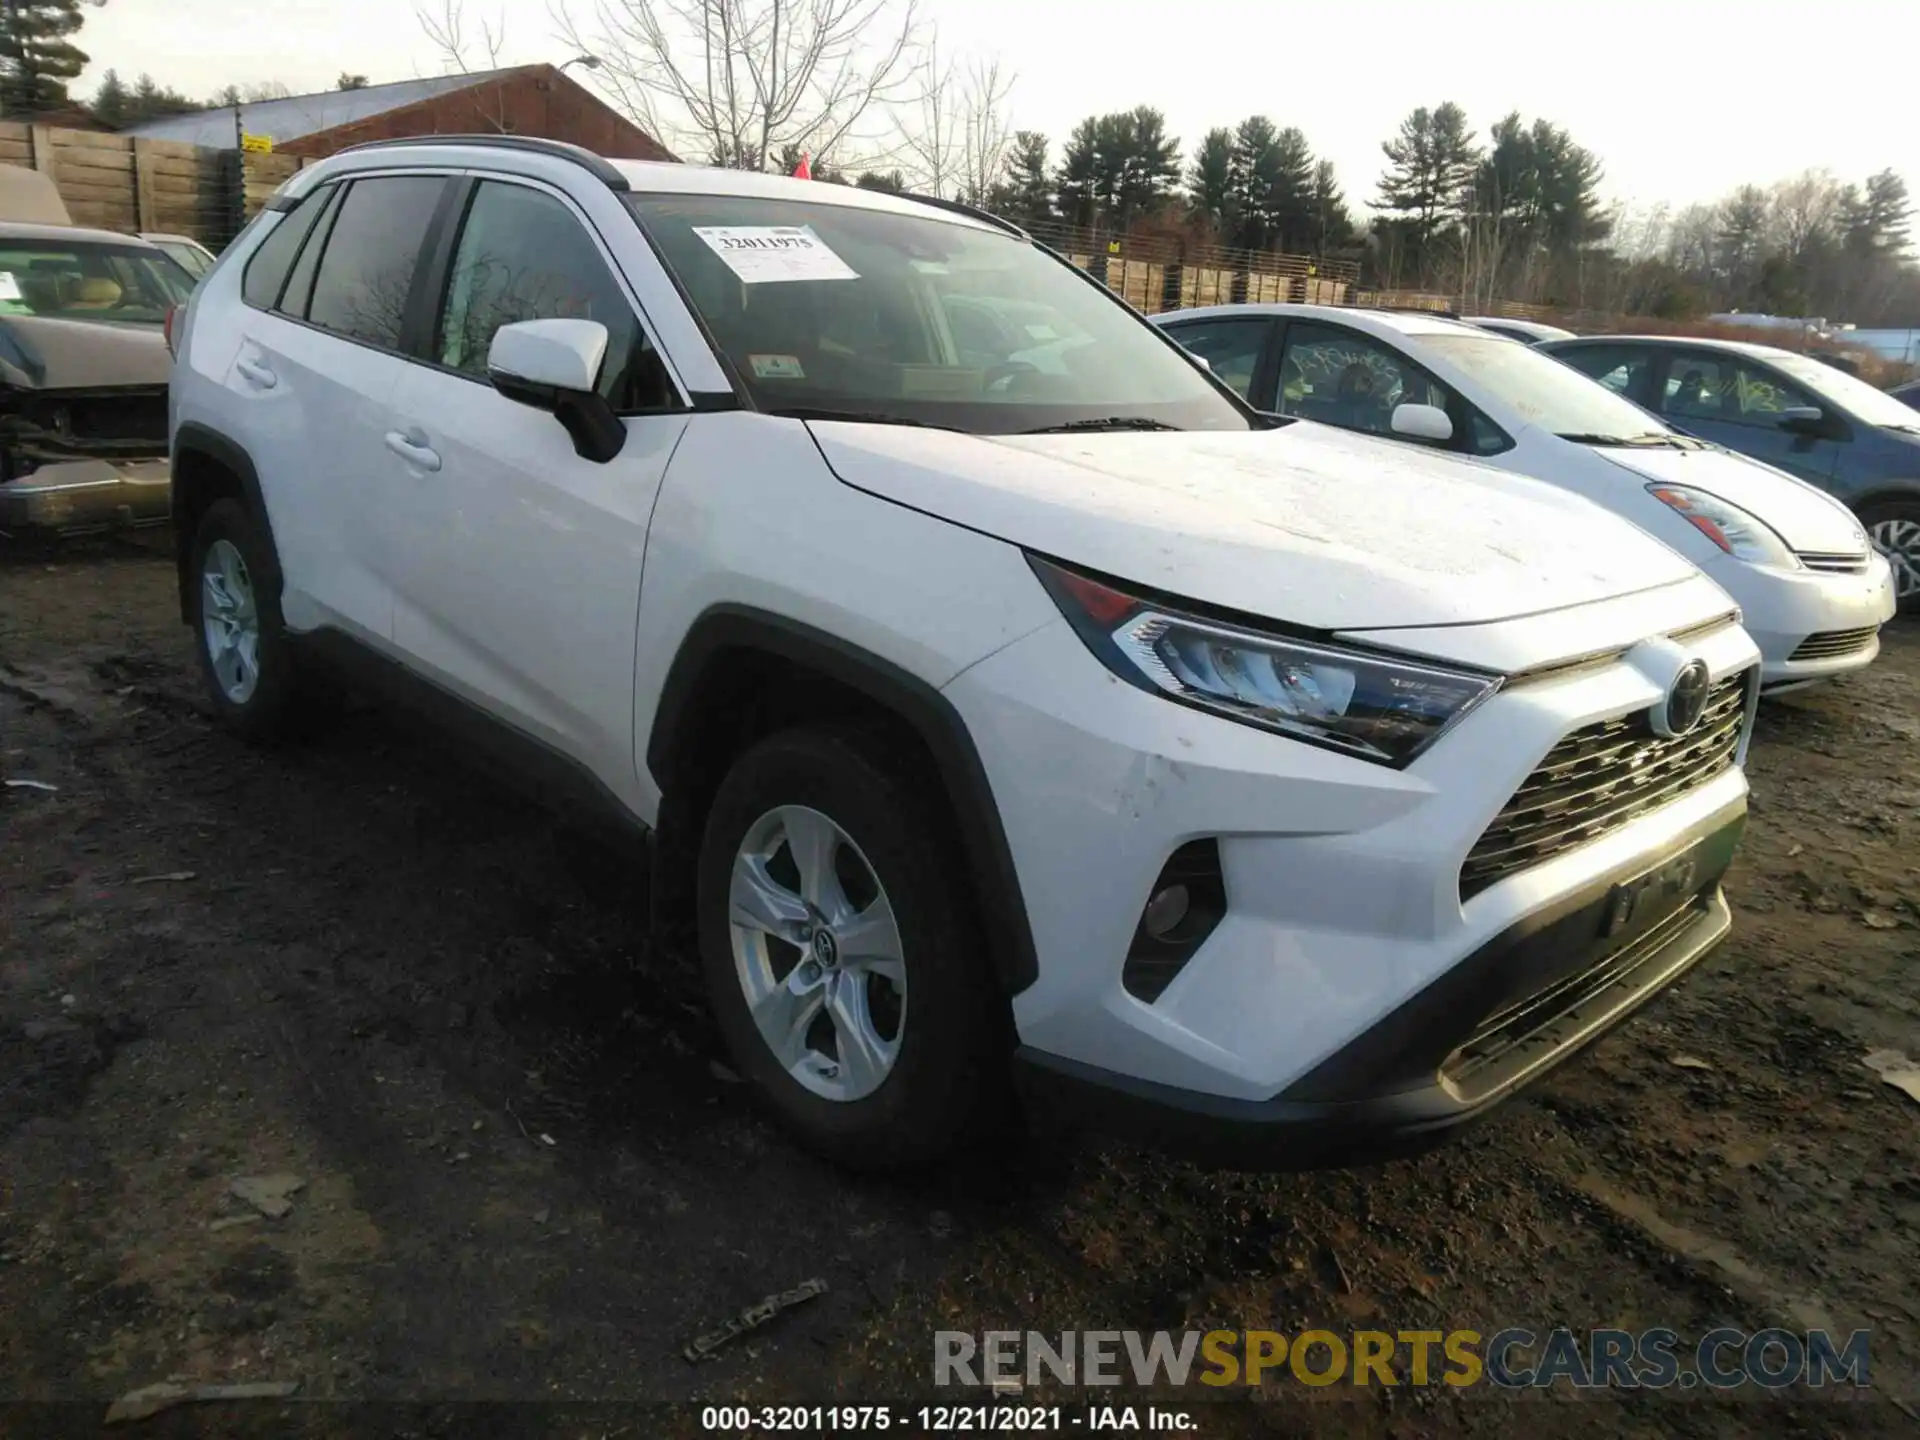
(3, 535, 1918, 1438)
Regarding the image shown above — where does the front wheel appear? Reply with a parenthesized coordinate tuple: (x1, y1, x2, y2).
(1860, 498, 1920, 615)
(188, 499, 310, 739)
(696, 726, 1005, 1170)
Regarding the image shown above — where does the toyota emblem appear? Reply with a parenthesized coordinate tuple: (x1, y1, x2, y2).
(1653, 659, 1712, 738)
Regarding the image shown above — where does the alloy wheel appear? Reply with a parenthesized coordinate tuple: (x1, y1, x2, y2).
(201, 538, 262, 704)
(727, 804, 906, 1102)
(1870, 517, 1920, 601)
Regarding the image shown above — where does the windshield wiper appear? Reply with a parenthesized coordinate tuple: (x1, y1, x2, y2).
(1017, 416, 1184, 434)
(1556, 431, 1685, 448)
(767, 405, 952, 430)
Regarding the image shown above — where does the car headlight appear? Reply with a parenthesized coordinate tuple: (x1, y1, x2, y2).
(1647, 484, 1799, 568)
(1030, 558, 1500, 767)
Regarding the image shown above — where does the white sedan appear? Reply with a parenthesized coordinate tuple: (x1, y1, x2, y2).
(1156, 304, 1897, 692)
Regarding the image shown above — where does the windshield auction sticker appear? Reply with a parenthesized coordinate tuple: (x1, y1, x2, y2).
(693, 225, 860, 284)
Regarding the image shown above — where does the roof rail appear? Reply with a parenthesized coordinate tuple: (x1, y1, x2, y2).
(329, 134, 631, 191)
(899, 190, 1027, 239)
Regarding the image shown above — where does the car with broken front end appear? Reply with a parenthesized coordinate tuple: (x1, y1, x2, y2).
(0, 220, 191, 535)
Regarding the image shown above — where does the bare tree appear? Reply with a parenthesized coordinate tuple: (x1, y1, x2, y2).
(892, 34, 1012, 203)
(417, 0, 507, 74)
(955, 54, 1013, 208)
(552, 0, 923, 171)
(414, 1, 513, 132)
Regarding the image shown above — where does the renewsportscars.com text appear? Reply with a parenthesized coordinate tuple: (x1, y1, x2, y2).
(935, 1327, 1872, 1390)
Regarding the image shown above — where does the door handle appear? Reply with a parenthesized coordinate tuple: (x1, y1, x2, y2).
(384, 430, 442, 472)
(235, 357, 277, 390)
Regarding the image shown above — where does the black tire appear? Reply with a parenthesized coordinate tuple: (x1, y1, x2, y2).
(696, 725, 1006, 1170)
(187, 498, 310, 740)
(1858, 497, 1920, 616)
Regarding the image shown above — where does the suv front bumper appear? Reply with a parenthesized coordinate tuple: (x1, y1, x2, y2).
(1017, 809, 1741, 1168)
(946, 612, 1758, 1164)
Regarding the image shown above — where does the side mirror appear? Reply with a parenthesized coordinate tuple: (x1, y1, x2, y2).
(1777, 404, 1825, 434)
(1390, 402, 1453, 443)
(487, 318, 626, 463)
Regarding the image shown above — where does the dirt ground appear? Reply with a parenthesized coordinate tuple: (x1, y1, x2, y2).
(3, 535, 1919, 1438)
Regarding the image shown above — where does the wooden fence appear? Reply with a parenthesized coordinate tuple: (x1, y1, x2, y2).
(0, 121, 311, 251)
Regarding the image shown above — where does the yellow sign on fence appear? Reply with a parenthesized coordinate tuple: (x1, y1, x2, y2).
(240, 134, 274, 154)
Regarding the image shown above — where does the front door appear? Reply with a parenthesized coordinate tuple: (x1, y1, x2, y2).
(1657, 350, 1844, 486)
(382, 177, 690, 790)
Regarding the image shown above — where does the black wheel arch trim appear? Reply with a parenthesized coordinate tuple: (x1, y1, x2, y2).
(171, 423, 282, 625)
(1850, 484, 1920, 514)
(647, 604, 1039, 996)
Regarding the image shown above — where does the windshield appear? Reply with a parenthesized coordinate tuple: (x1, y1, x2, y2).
(1424, 332, 1672, 441)
(0, 238, 195, 325)
(155, 240, 213, 280)
(628, 194, 1249, 433)
(1768, 352, 1920, 430)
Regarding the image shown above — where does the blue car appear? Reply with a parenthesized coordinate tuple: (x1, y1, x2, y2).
(1542, 335, 1920, 610)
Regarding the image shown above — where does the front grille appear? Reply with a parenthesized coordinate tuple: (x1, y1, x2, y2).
(1460, 670, 1750, 901)
(1796, 552, 1871, 575)
(1789, 626, 1880, 661)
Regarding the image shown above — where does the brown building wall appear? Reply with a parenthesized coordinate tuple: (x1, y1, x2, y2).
(280, 67, 676, 163)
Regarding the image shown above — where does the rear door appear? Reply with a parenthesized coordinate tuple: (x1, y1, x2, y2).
(228, 171, 453, 641)
(381, 175, 691, 786)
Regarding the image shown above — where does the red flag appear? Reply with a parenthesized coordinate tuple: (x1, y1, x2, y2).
(792, 151, 812, 180)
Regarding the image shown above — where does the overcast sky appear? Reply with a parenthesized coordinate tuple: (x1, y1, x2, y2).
(76, 0, 1919, 218)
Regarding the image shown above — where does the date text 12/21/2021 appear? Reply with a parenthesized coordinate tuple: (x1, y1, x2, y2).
(699, 1406, 1197, 1432)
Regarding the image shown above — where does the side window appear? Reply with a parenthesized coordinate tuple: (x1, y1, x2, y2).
(1278, 323, 1449, 438)
(1554, 344, 1654, 404)
(436, 180, 673, 411)
(304, 175, 447, 350)
(241, 184, 332, 309)
(1729, 362, 1816, 423)
(1662, 354, 1733, 421)
(1162, 318, 1270, 402)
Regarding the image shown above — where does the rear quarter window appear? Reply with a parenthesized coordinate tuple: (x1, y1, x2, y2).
(241, 185, 333, 310)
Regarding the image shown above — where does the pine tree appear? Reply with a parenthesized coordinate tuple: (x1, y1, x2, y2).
(92, 65, 127, 127)
(993, 131, 1052, 230)
(1185, 127, 1235, 235)
(1307, 160, 1354, 253)
(1054, 116, 1102, 229)
(1374, 102, 1480, 273)
(0, 0, 96, 115)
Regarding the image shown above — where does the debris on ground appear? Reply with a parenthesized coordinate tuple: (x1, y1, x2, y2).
(104, 1380, 300, 1424)
(1669, 1053, 1714, 1071)
(708, 1058, 743, 1084)
(208, 1214, 262, 1233)
(1864, 1051, 1920, 1105)
(1861, 910, 1902, 930)
(683, 1278, 829, 1363)
(4, 777, 57, 792)
(131, 871, 197, 885)
(229, 1174, 305, 1219)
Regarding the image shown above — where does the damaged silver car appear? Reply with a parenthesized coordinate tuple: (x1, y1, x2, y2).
(0, 221, 192, 535)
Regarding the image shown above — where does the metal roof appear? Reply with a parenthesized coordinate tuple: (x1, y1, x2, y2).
(120, 68, 527, 149)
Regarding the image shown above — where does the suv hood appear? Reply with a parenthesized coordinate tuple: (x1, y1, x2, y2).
(0, 314, 170, 391)
(1591, 443, 1867, 556)
(811, 421, 1700, 631)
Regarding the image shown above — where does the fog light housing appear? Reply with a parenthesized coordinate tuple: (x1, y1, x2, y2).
(1122, 840, 1226, 1003)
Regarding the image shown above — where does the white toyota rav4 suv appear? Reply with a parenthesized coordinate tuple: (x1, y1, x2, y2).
(168, 137, 1761, 1170)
